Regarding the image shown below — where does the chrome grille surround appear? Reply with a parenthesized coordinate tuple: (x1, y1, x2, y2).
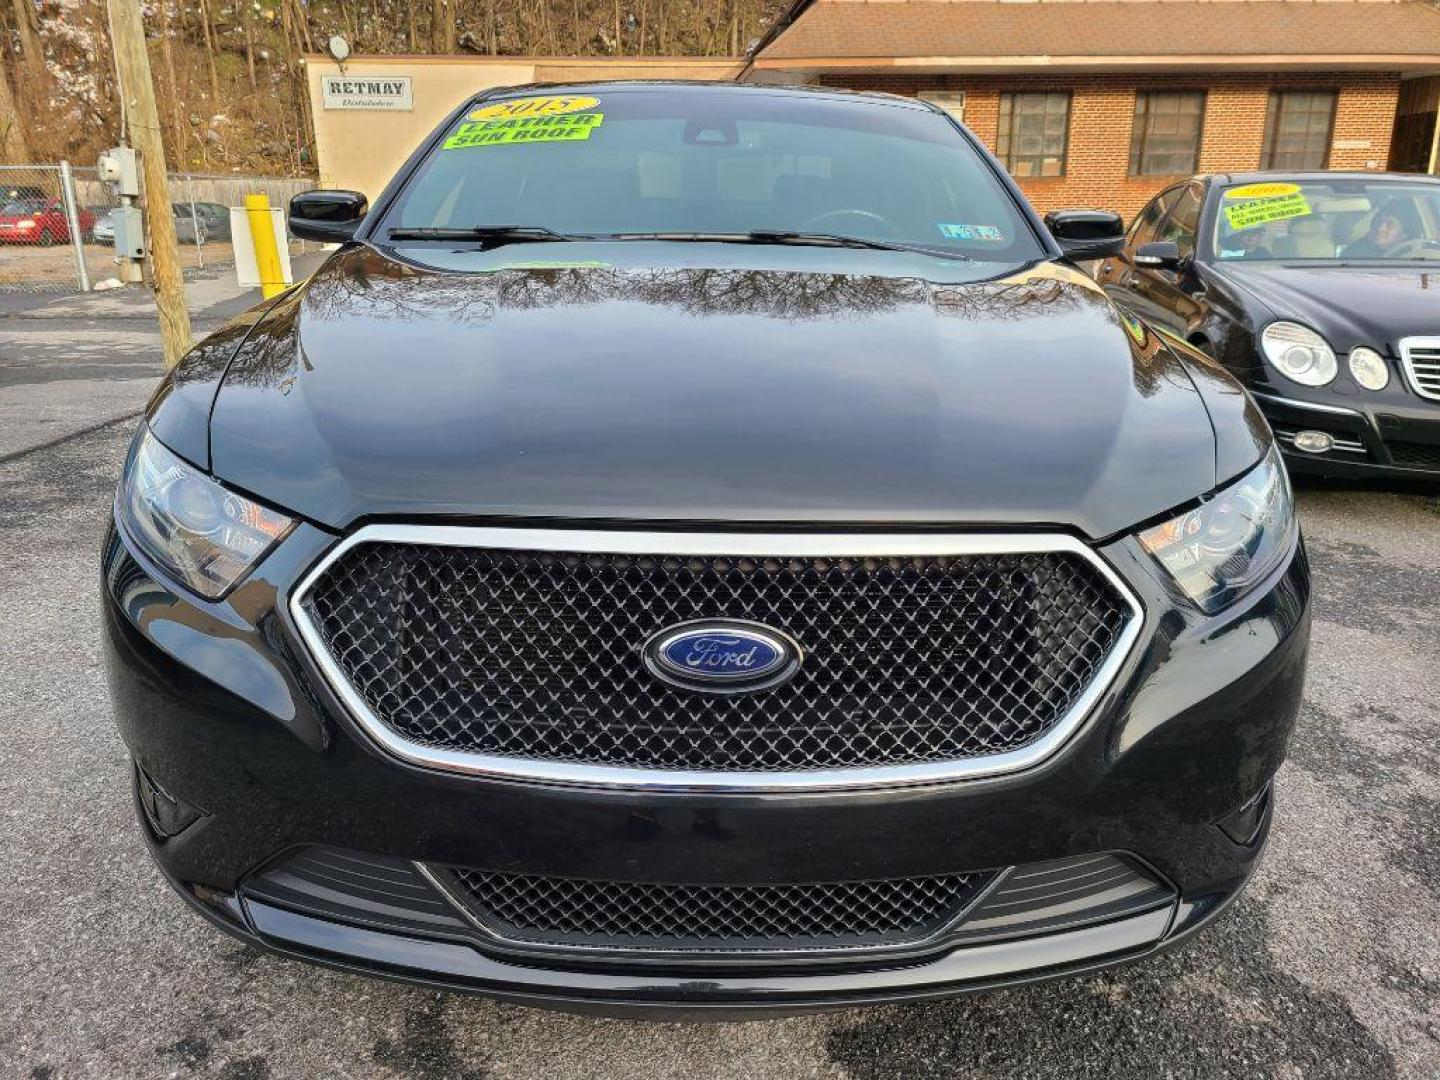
(289, 527, 1143, 792)
(1400, 336, 1440, 403)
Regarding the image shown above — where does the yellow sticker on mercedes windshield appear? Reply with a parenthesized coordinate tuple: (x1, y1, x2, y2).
(443, 111, 604, 150)
(1223, 191, 1312, 231)
(1225, 182, 1301, 200)
(469, 95, 600, 121)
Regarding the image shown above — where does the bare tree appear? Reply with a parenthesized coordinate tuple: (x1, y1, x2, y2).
(240, 0, 258, 91)
(0, 62, 33, 162)
(9, 0, 44, 84)
(430, 0, 455, 53)
(153, 0, 187, 166)
(195, 0, 221, 104)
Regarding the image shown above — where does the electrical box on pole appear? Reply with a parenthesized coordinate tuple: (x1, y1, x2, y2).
(98, 146, 145, 283)
(97, 148, 141, 197)
(111, 206, 146, 260)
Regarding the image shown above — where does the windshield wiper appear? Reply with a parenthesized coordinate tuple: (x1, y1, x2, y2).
(604, 230, 971, 260)
(748, 229, 962, 256)
(385, 225, 581, 244)
(385, 225, 972, 259)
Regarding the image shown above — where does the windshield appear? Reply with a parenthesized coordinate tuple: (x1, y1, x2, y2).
(1212, 179, 1440, 263)
(1, 199, 44, 215)
(381, 88, 1042, 262)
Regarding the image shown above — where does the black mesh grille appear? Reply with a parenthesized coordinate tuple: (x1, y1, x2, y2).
(1389, 441, 1440, 471)
(302, 542, 1129, 772)
(445, 868, 993, 951)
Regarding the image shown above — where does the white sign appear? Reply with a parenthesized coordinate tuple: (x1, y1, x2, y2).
(322, 75, 413, 111)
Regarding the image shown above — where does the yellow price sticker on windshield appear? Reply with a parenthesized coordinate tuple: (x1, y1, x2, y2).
(1223, 191, 1312, 231)
(469, 95, 600, 121)
(1224, 182, 1301, 200)
(443, 111, 605, 150)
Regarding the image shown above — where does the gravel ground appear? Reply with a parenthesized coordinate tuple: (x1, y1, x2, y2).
(0, 237, 307, 289)
(2, 289, 1438, 1079)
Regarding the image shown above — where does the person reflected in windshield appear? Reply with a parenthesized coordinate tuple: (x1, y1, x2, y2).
(1343, 199, 1422, 258)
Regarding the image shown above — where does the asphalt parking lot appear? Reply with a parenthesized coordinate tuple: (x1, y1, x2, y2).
(2, 284, 1438, 1079)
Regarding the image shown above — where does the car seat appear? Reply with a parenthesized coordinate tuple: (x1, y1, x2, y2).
(1273, 217, 1335, 258)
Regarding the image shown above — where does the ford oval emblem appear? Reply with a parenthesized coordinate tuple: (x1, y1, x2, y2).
(642, 620, 802, 694)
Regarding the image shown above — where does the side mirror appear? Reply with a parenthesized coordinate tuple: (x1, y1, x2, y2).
(288, 189, 367, 243)
(1045, 209, 1125, 261)
(1134, 241, 1185, 271)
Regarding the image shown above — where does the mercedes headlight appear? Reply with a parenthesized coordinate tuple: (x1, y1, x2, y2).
(117, 428, 293, 599)
(1260, 322, 1337, 387)
(1137, 448, 1296, 614)
(1347, 347, 1389, 391)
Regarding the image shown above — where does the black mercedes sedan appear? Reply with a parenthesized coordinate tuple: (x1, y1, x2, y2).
(1097, 171, 1440, 479)
(103, 83, 1309, 1016)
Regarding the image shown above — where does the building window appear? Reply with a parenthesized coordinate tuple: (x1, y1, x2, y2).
(1130, 91, 1206, 176)
(997, 92, 1070, 177)
(1261, 90, 1337, 170)
(919, 92, 966, 123)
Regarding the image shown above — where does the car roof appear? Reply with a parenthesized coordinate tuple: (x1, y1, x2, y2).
(465, 80, 934, 114)
(1196, 170, 1440, 188)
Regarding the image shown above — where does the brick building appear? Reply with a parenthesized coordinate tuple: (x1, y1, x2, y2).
(742, 0, 1440, 219)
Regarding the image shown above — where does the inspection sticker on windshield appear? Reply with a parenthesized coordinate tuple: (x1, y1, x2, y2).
(1222, 183, 1311, 230)
(938, 223, 1004, 242)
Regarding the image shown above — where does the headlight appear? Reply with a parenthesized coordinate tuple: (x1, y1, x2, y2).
(117, 428, 293, 599)
(1260, 322, 1336, 387)
(1347, 346, 1389, 391)
(1137, 448, 1296, 614)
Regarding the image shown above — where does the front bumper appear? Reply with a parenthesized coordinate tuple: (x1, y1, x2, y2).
(1252, 390, 1440, 479)
(103, 518, 1310, 1014)
(147, 822, 1261, 1017)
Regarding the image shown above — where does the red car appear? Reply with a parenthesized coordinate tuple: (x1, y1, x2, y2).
(0, 196, 96, 245)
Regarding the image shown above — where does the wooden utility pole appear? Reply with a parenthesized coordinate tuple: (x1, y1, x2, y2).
(108, 0, 193, 367)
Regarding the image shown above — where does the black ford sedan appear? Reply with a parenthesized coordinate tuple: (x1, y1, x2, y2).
(1097, 171, 1440, 479)
(103, 83, 1308, 1016)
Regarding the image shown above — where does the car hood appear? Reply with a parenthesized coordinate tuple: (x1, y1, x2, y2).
(1216, 263, 1440, 353)
(200, 245, 1232, 538)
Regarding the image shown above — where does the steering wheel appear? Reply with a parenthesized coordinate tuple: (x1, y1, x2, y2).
(798, 209, 903, 238)
(1387, 238, 1431, 259)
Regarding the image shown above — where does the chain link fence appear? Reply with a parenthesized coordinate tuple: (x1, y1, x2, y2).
(0, 164, 80, 290)
(1, 163, 315, 293)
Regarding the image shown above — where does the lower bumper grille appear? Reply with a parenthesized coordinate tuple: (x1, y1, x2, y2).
(240, 846, 1176, 965)
(441, 868, 994, 953)
(1388, 440, 1440, 471)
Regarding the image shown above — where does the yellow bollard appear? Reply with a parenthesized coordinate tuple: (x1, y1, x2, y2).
(244, 193, 285, 299)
